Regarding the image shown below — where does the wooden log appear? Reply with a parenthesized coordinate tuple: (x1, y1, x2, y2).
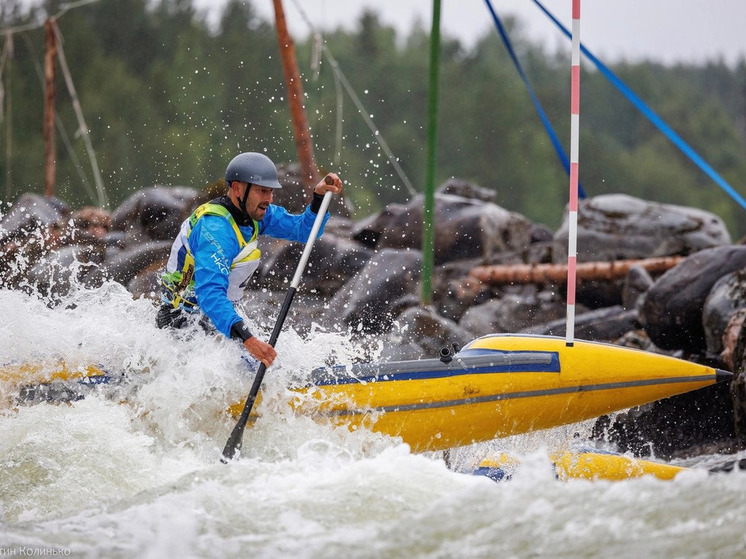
(273, 0, 319, 199)
(469, 256, 684, 285)
(43, 18, 57, 198)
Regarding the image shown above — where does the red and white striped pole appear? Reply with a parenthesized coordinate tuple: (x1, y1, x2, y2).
(565, 0, 581, 347)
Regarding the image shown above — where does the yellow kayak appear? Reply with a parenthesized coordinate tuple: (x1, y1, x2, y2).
(474, 449, 689, 482)
(2, 334, 731, 453)
(239, 334, 729, 452)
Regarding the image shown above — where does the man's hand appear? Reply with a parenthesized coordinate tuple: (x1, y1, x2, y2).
(243, 336, 277, 368)
(315, 173, 343, 196)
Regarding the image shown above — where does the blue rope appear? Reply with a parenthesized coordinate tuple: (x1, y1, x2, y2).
(531, 0, 746, 212)
(483, 0, 586, 198)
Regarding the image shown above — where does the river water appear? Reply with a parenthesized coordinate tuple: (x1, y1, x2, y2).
(1, 282, 746, 558)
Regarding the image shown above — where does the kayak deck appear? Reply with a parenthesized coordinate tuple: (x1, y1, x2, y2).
(3, 334, 731, 454)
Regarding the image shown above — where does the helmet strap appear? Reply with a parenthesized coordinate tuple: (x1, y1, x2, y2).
(237, 181, 252, 216)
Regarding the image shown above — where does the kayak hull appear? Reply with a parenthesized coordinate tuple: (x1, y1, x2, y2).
(3, 334, 730, 453)
(474, 450, 689, 482)
(234, 334, 729, 452)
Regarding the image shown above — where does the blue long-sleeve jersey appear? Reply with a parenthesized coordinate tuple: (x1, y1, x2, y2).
(188, 201, 329, 337)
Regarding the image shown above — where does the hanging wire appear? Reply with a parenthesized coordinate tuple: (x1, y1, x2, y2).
(310, 31, 322, 82)
(0, 33, 9, 119)
(1, 32, 12, 201)
(332, 69, 343, 168)
(0, 0, 102, 35)
(288, 0, 418, 198)
(308, 29, 343, 167)
(51, 22, 108, 208)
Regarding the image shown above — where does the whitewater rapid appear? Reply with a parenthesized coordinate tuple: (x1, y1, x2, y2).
(1, 283, 745, 558)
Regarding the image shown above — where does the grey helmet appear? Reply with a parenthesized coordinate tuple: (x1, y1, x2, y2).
(225, 152, 283, 189)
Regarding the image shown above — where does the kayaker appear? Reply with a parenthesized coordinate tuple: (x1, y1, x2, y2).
(156, 151, 343, 368)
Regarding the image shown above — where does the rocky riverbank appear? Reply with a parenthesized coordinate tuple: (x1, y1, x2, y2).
(3, 169, 745, 460)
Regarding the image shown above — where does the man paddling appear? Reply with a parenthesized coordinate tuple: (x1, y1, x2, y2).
(156, 151, 343, 368)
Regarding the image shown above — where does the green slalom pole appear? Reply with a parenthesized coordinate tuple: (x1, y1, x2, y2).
(421, 0, 441, 306)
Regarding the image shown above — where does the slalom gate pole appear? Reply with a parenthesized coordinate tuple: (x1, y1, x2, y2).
(565, 0, 581, 347)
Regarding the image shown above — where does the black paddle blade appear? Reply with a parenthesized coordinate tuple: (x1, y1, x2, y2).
(220, 425, 243, 463)
(221, 363, 267, 463)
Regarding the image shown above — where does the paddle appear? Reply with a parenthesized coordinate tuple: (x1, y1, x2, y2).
(221, 188, 333, 463)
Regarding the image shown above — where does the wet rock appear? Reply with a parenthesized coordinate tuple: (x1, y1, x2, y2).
(0, 193, 69, 245)
(621, 265, 654, 310)
(351, 203, 407, 249)
(323, 248, 422, 335)
(0, 196, 105, 290)
(431, 259, 497, 323)
(352, 185, 532, 266)
(437, 177, 496, 203)
(591, 381, 737, 460)
(256, 234, 374, 297)
(573, 279, 625, 310)
(524, 305, 639, 342)
(721, 308, 746, 372)
(377, 193, 532, 265)
(27, 244, 106, 301)
(459, 292, 567, 338)
(111, 186, 203, 244)
(102, 240, 173, 287)
(378, 305, 474, 361)
(639, 246, 746, 353)
(70, 206, 112, 240)
(703, 270, 746, 357)
(127, 261, 164, 301)
(727, 316, 746, 441)
(553, 193, 731, 264)
(530, 223, 554, 244)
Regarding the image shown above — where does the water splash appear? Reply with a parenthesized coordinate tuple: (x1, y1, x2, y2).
(2, 266, 746, 556)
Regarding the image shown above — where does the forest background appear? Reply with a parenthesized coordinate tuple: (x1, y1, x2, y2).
(2, 0, 746, 237)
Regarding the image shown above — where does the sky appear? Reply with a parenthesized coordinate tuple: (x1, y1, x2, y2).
(14, 0, 746, 66)
(193, 0, 746, 67)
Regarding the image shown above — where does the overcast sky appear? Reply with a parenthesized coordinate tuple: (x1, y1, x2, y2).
(13, 0, 745, 66)
(204, 0, 746, 67)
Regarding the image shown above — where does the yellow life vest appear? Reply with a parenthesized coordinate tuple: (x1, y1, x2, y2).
(162, 203, 261, 308)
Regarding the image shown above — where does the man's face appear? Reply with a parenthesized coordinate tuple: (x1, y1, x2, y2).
(236, 182, 274, 220)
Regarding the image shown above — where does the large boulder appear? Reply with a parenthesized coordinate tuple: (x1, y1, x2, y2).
(102, 240, 173, 287)
(0, 193, 69, 245)
(591, 382, 737, 460)
(323, 248, 422, 335)
(352, 192, 532, 265)
(553, 193, 731, 263)
(111, 186, 203, 245)
(458, 292, 567, 337)
(702, 270, 746, 358)
(255, 233, 374, 297)
(525, 305, 639, 343)
(639, 246, 746, 353)
(26, 244, 106, 301)
(431, 258, 499, 323)
(725, 315, 746, 441)
(0, 194, 100, 290)
(552, 194, 731, 310)
(378, 305, 474, 361)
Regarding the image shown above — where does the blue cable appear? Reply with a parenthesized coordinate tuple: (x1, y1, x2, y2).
(531, 0, 746, 212)
(483, 0, 586, 198)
